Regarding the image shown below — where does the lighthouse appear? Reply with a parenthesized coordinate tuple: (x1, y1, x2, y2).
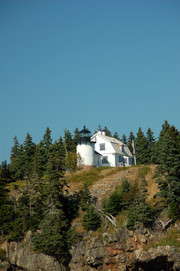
(77, 126, 94, 166)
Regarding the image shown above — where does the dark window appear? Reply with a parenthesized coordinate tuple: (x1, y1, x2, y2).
(102, 156, 108, 164)
(119, 156, 122, 162)
(100, 143, 105, 151)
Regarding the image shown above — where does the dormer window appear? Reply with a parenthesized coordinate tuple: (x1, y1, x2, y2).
(100, 143, 105, 151)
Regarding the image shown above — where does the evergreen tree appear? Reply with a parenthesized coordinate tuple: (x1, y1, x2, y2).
(155, 123, 180, 218)
(23, 133, 36, 177)
(135, 128, 149, 165)
(10, 136, 20, 175)
(146, 128, 155, 164)
(57, 136, 66, 166)
(73, 128, 80, 146)
(64, 129, 75, 152)
(32, 144, 71, 264)
(80, 183, 92, 211)
(121, 134, 127, 144)
(12, 144, 25, 180)
(35, 127, 52, 176)
(113, 132, 120, 140)
(103, 126, 112, 137)
(127, 177, 154, 229)
(0, 169, 14, 236)
(83, 205, 101, 231)
(42, 127, 52, 150)
(153, 120, 171, 164)
(34, 141, 47, 176)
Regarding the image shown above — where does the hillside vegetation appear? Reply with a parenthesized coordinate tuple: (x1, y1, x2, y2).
(0, 120, 179, 267)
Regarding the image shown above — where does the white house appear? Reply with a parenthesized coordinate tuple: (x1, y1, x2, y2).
(77, 127, 133, 167)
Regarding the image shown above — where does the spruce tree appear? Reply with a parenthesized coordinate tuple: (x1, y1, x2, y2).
(135, 128, 149, 165)
(127, 176, 154, 229)
(146, 128, 155, 164)
(113, 131, 120, 140)
(42, 127, 52, 150)
(64, 129, 75, 152)
(34, 141, 47, 176)
(73, 128, 80, 146)
(121, 134, 127, 144)
(23, 133, 36, 177)
(103, 126, 112, 137)
(32, 144, 71, 264)
(155, 123, 180, 218)
(12, 144, 25, 180)
(83, 205, 101, 231)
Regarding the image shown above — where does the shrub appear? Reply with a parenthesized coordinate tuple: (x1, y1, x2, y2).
(83, 205, 101, 231)
(0, 248, 6, 261)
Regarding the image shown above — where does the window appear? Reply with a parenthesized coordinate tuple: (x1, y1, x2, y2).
(102, 156, 108, 164)
(124, 158, 127, 164)
(118, 156, 122, 162)
(100, 143, 105, 151)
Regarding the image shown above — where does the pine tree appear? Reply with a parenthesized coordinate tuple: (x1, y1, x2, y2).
(64, 129, 75, 152)
(83, 205, 101, 231)
(11, 136, 20, 159)
(103, 126, 112, 137)
(34, 141, 47, 176)
(80, 183, 92, 211)
(155, 123, 180, 217)
(73, 128, 80, 146)
(43, 127, 52, 150)
(32, 144, 71, 264)
(127, 177, 154, 229)
(23, 133, 36, 177)
(121, 134, 127, 144)
(135, 128, 149, 165)
(146, 128, 155, 164)
(35, 128, 53, 176)
(0, 168, 14, 236)
(113, 132, 120, 140)
(12, 144, 25, 180)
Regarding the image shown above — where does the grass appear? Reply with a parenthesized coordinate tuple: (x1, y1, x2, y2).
(66, 166, 130, 187)
(158, 229, 180, 247)
(144, 227, 180, 250)
(66, 166, 112, 186)
(137, 166, 151, 178)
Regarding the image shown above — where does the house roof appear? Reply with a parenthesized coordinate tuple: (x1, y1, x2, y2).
(111, 142, 132, 157)
(91, 133, 132, 157)
(94, 151, 102, 156)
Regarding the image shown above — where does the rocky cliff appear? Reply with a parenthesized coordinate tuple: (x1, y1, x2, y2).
(0, 231, 65, 271)
(69, 225, 180, 271)
(1, 225, 180, 271)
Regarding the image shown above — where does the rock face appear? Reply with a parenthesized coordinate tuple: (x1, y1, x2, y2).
(69, 227, 180, 271)
(2, 227, 180, 271)
(1, 231, 65, 271)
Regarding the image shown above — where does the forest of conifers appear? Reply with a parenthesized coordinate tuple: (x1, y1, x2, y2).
(0, 120, 179, 266)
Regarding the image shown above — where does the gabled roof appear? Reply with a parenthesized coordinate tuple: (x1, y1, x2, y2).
(91, 133, 132, 157)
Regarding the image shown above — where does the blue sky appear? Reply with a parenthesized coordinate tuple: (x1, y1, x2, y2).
(1, 0, 180, 163)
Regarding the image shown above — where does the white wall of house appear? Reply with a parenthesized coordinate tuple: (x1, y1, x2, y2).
(77, 143, 94, 166)
(93, 136, 116, 167)
(94, 153, 102, 167)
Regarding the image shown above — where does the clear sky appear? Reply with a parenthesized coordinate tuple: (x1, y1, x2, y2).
(1, 0, 180, 163)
